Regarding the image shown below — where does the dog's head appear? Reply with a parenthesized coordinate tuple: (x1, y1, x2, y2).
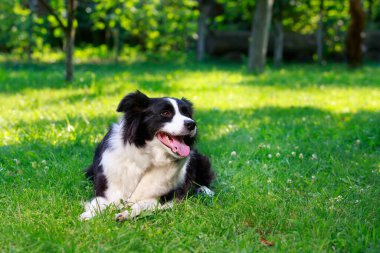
(117, 90, 196, 159)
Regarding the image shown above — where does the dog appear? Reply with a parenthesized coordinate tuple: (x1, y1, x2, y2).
(80, 91, 215, 221)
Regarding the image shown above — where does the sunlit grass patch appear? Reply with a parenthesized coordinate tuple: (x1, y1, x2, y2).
(0, 59, 379, 252)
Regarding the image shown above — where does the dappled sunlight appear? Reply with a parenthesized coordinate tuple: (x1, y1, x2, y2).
(1, 0, 379, 249)
(0, 60, 379, 253)
(1, 63, 379, 147)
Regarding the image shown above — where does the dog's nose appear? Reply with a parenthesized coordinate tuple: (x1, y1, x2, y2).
(184, 120, 196, 131)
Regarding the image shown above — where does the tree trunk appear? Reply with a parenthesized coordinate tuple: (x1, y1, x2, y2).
(274, 20, 284, 66)
(197, 2, 212, 62)
(347, 0, 365, 68)
(27, 0, 37, 62)
(65, 0, 76, 82)
(367, 0, 373, 23)
(248, 0, 274, 73)
(316, 0, 324, 63)
(112, 26, 120, 62)
(273, 0, 284, 66)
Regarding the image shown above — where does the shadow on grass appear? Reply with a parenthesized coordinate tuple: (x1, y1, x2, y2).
(1, 106, 379, 192)
(0, 103, 379, 252)
(1, 60, 380, 94)
(0, 61, 238, 94)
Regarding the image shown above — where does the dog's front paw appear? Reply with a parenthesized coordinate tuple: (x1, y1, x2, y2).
(196, 186, 214, 197)
(115, 211, 130, 222)
(115, 207, 142, 221)
(79, 211, 94, 221)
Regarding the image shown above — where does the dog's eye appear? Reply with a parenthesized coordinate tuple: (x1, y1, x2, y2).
(161, 111, 172, 117)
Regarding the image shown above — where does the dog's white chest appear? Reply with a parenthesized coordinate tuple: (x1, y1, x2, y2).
(128, 159, 188, 202)
(100, 130, 188, 203)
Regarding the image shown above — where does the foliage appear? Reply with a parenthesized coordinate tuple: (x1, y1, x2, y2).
(89, 0, 198, 53)
(0, 0, 69, 58)
(0, 57, 380, 251)
(0, 0, 379, 59)
(0, 1, 31, 54)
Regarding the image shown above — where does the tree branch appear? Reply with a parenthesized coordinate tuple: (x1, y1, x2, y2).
(38, 0, 67, 32)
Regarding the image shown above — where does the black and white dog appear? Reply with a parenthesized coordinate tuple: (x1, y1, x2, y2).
(80, 91, 215, 221)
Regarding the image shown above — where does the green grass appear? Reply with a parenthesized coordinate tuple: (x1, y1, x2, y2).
(0, 58, 379, 252)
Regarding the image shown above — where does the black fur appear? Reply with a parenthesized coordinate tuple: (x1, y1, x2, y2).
(85, 129, 112, 196)
(160, 151, 215, 203)
(85, 90, 215, 201)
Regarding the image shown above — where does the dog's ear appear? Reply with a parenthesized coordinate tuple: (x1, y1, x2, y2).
(181, 97, 193, 116)
(118, 91, 150, 146)
(117, 90, 150, 113)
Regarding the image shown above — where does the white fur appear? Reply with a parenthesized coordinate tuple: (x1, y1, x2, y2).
(115, 199, 174, 221)
(79, 196, 110, 220)
(161, 98, 196, 137)
(196, 186, 214, 197)
(80, 99, 194, 220)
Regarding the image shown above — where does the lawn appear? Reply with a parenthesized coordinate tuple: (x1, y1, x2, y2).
(0, 58, 379, 252)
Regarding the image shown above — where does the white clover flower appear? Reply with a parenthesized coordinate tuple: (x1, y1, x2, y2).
(246, 160, 251, 165)
(355, 200, 360, 204)
(41, 160, 47, 165)
(267, 178, 272, 184)
(67, 124, 75, 132)
(287, 179, 293, 184)
(311, 154, 318, 160)
(276, 152, 281, 158)
(299, 153, 304, 159)
(13, 159, 20, 165)
(230, 151, 237, 157)
(228, 160, 232, 164)
(356, 139, 361, 145)
(268, 154, 272, 159)
(335, 195, 343, 202)
(311, 175, 316, 182)
(31, 162, 37, 168)
(291, 151, 296, 157)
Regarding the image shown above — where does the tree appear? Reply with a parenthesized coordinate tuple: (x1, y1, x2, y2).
(316, 0, 324, 63)
(347, 0, 365, 67)
(196, 0, 213, 61)
(248, 0, 274, 73)
(39, 0, 77, 82)
(27, 0, 37, 62)
(273, 0, 284, 66)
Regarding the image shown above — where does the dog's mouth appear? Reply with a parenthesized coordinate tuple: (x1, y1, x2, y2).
(156, 132, 190, 158)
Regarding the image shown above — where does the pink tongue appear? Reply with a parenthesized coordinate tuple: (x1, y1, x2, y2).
(170, 136, 190, 157)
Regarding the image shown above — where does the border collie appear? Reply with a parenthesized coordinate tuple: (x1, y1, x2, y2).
(80, 91, 215, 221)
